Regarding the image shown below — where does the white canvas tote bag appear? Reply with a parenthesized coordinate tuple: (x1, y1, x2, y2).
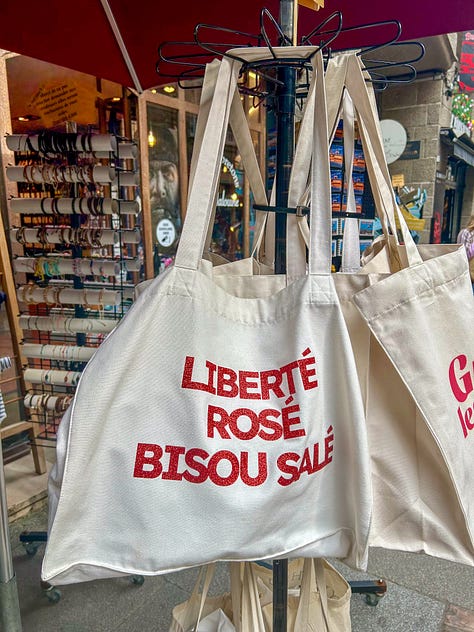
(252, 558, 351, 632)
(286, 51, 474, 565)
(344, 55, 474, 564)
(42, 49, 371, 585)
(170, 564, 236, 632)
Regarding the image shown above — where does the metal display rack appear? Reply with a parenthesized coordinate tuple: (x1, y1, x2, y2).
(156, 2, 423, 629)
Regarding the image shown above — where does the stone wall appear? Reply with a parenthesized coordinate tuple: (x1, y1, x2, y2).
(380, 78, 445, 242)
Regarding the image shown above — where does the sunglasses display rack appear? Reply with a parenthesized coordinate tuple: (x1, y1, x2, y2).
(5, 129, 143, 445)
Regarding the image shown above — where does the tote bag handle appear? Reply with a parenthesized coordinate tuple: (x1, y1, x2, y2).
(287, 52, 422, 273)
(175, 47, 332, 277)
(343, 54, 423, 267)
(175, 56, 241, 271)
(293, 558, 333, 632)
(286, 52, 360, 279)
(190, 59, 271, 264)
(287, 52, 393, 238)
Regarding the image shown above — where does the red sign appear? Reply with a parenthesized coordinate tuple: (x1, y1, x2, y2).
(459, 32, 474, 92)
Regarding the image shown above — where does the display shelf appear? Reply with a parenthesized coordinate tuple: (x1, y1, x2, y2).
(6, 129, 142, 443)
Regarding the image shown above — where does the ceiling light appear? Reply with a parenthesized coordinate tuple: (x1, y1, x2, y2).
(15, 114, 40, 122)
(163, 86, 175, 94)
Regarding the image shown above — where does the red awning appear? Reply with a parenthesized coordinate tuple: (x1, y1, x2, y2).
(0, 1, 473, 90)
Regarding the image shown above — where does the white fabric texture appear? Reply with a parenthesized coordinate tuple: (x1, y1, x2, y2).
(42, 49, 372, 585)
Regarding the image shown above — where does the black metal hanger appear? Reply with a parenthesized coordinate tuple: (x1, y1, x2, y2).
(155, 7, 425, 99)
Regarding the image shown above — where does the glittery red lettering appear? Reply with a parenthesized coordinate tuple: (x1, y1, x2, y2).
(229, 408, 259, 440)
(281, 404, 305, 439)
(181, 356, 216, 394)
(207, 450, 240, 486)
(216, 366, 239, 398)
(133, 443, 163, 479)
(260, 369, 284, 399)
(240, 452, 268, 486)
(161, 445, 186, 481)
(183, 448, 209, 483)
(207, 405, 230, 439)
(239, 371, 261, 399)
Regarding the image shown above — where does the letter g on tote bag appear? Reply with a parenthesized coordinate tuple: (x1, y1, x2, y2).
(42, 49, 372, 585)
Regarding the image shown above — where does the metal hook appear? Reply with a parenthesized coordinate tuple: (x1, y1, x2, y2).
(260, 8, 292, 53)
(194, 23, 262, 63)
(361, 41, 425, 71)
(300, 11, 343, 48)
(370, 64, 418, 84)
(354, 20, 402, 56)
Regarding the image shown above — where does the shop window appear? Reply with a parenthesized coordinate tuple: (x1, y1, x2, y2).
(146, 103, 181, 275)
(139, 84, 265, 277)
(211, 130, 245, 260)
(186, 112, 198, 176)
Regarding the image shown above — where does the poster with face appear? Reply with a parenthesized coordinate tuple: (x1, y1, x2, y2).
(149, 124, 180, 219)
(146, 106, 181, 275)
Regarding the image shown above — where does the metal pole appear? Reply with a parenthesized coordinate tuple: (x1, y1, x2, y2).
(273, 1, 296, 630)
(274, 0, 297, 277)
(0, 436, 23, 631)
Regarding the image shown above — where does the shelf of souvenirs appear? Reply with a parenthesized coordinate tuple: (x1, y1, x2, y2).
(13, 255, 141, 279)
(12, 225, 140, 247)
(16, 277, 136, 309)
(19, 307, 119, 335)
(9, 196, 139, 216)
(6, 133, 137, 159)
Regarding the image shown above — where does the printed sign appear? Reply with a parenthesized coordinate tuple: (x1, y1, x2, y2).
(391, 174, 405, 188)
(399, 140, 421, 161)
(459, 32, 474, 92)
(156, 218, 176, 247)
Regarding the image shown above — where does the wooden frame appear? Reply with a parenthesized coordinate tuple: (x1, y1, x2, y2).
(0, 53, 46, 474)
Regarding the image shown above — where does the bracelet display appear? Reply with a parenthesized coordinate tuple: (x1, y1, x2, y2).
(24, 368, 82, 386)
(9, 126, 140, 443)
(6, 132, 128, 155)
(23, 343, 96, 362)
(17, 285, 121, 307)
(7, 164, 117, 185)
(12, 227, 140, 247)
(24, 393, 73, 414)
(19, 315, 119, 334)
(10, 197, 139, 215)
(14, 257, 121, 278)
